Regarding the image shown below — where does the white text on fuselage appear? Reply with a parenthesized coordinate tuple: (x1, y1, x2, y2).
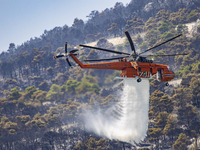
(139, 71, 151, 78)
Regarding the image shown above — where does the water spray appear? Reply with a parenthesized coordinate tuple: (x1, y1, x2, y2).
(83, 78, 150, 145)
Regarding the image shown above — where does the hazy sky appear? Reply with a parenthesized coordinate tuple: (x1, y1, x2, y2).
(0, 0, 130, 52)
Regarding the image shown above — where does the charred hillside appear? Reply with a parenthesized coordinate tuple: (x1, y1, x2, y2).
(128, 0, 200, 19)
(0, 0, 200, 150)
(0, 0, 199, 57)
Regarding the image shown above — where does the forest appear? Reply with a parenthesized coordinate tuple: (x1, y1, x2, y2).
(0, 0, 200, 149)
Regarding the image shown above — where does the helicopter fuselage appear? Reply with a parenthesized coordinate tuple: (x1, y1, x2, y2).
(70, 53, 175, 82)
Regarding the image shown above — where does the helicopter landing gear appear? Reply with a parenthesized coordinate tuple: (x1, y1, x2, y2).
(137, 78, 142, 83)
(165, 82, 169, 86)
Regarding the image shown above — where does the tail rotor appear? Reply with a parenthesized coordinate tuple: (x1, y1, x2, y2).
(65, 42, 68, 53)
(54, 42, 78, 67)
(66, 58, 72, 67)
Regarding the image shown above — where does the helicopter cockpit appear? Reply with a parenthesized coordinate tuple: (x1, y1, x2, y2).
(136, 56, 153, 63)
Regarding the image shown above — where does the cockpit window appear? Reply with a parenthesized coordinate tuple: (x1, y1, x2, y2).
(167, 66, 174, 73)
(167, 66, 170, 71)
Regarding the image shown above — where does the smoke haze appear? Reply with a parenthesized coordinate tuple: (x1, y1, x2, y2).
(83, 78, 150, 144)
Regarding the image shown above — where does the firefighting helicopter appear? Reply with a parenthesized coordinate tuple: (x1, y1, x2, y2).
(54, 31, 188, 86)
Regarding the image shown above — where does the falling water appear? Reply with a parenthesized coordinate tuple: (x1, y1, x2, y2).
(83, 78, 150, 144)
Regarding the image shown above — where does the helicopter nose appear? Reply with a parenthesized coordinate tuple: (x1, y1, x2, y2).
(165, 72, 175, 79)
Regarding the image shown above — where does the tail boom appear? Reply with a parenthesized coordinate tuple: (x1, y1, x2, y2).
(70, 53, 131, 70)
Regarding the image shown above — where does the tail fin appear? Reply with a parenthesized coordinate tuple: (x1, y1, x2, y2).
(70, 53, 85, 68)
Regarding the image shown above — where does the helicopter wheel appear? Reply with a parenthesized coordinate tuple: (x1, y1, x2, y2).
(165, 82, 169, 86)
(137, 78, 142, 83)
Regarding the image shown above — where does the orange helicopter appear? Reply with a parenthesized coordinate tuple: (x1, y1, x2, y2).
(54, 31, 188, 86)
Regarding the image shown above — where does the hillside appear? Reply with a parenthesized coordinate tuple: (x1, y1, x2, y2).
(0, 0, 200, 149)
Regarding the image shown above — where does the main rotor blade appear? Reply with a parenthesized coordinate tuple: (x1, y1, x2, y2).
(55, 54, 64, 59)
(84, 56, 128, 62)
(79, 44, 130, 55)
(66, 58, 72, 66)
(139, 34, 182, 55)
(70, 49, 79, 53)
(125, 31, 136, 54)
(145, 53, 188, 57)
(65, 42, 68, 53)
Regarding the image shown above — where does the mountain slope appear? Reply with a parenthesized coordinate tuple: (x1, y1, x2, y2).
(0, 1, 200, 149)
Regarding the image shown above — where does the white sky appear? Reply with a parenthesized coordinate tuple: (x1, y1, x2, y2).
(0, 0, 131, 52)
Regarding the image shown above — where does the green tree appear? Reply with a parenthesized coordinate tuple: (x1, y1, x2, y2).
(42, 110, 61, 129)
(46, 84, 63, 101)
(186, 10, 199, 22)
(158, 20, 173, 34)
(155, 112, 169, 130)
(169, 8, 188, 24)
(76, 76, 100, 94)
(18, 86, 38, 104)
(25, 113, 46, 131)
(25, 86, 37, 99)
(8, 88, 22, 101)
(0, 97, 8, 108)
(172, 86, 192, 107)
(74, 137, 109, 150)
(125, 16, 144, 33)
(108, 23, 119, 36)
(155, 10, 170, 21)
(163, 115, 178, 144)
(39, 81, 49, 91)
(65, 80, 80, 94)
(148, 128, 162, 149)
(3, 121, 18, 135)
(72, 18, 84, 30)
(150, 90, 173, 118)
(150, 90, 163, 118)
(177, 104, 198, 128)
(145, 29, 160, 46)
(145, 17, 156, 30)
(16, 115, 31, 129)
(189, 77, 200, 107)
(32, 90, 47, 103)
(161, 31, 177, 41)
(172, 133, 191, 150)
(159, 94, 173, 113)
